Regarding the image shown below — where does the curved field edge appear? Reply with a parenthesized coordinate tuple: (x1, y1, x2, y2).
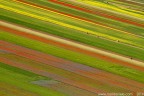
(0, 31, 144, 83)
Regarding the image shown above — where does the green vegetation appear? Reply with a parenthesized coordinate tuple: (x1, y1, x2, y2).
(1, 0, 144, 94)
(1, 0, 144, 46)
(1, 0, 144, 61)
(0, 62, 65, 96)
(0, 31, 144, 83)
(1, 13, 144, 61)
(0, 54, 127, 92)
(26, 0, 144, 35)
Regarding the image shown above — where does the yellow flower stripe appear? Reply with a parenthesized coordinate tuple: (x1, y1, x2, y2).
(0, 3, 141, 48)
(77, 0, 144, 19)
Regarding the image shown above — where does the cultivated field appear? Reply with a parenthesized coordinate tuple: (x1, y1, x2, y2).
(0, 0, 144, 96)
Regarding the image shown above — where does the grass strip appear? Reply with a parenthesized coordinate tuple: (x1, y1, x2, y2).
(1, 14, 144, 61)
(0, 62, 65, 96)
(0, 31, 144, 83)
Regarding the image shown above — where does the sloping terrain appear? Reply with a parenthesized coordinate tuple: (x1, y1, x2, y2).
(0, 0, 144, 96)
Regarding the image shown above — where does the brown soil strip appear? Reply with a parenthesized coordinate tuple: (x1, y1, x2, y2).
(1, 23, 144, 72)
(32, 80, 102, 96)
(0, 56, 106, 94)
(48, 0, 144, 28)
(0, 41, 143, 93)
(16, 0, 144, 38)
(0, 45, 130, 93)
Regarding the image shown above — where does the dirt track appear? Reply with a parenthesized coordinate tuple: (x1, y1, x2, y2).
(1, 1, 144, 95)
(0, 54, 105, 94)
(1, 21, 144, 93)
(0, 41, 144, 93)
(1, 21, 144, 71)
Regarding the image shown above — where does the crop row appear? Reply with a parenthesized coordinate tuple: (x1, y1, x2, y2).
(0, 31, 144, 83)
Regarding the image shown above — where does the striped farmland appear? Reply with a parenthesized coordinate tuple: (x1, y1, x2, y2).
(0, 0, 144, 96)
